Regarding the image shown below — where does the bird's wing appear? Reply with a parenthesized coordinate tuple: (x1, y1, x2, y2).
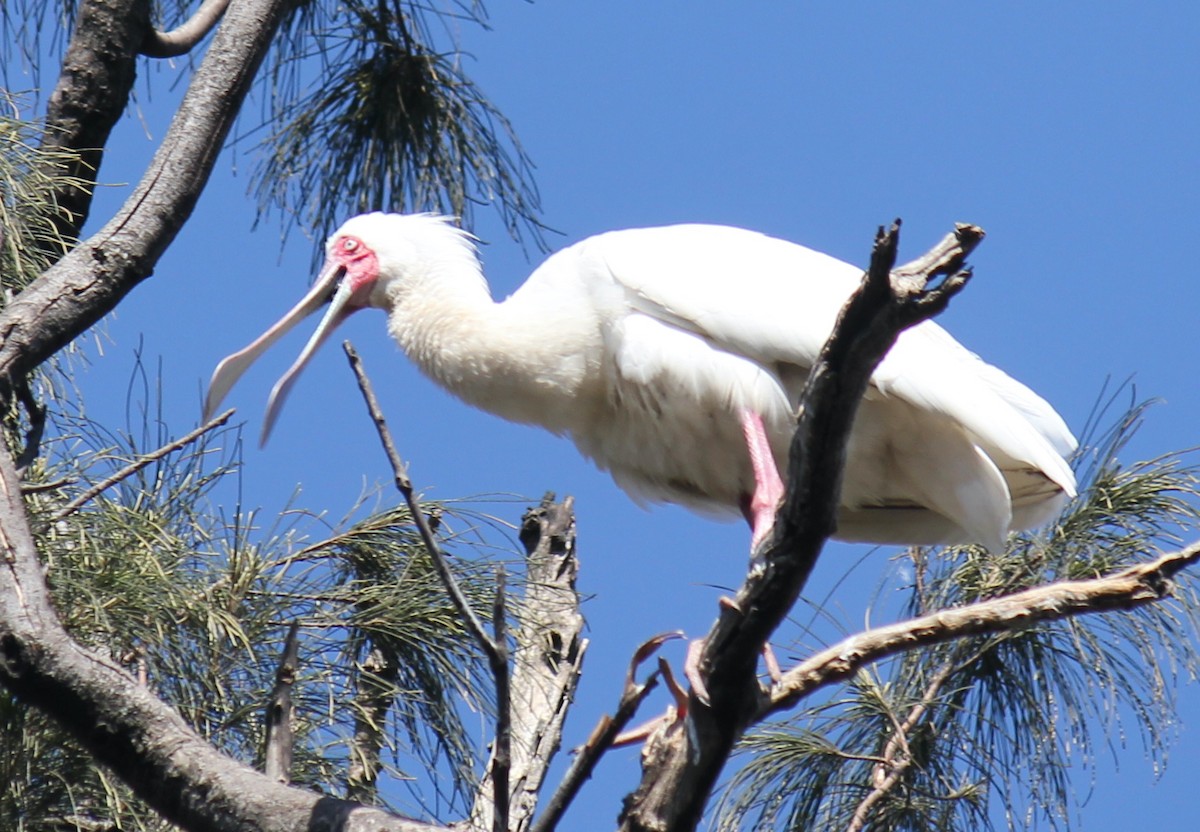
(584, 224, 855, 369)
(579, 223, 1077, 495)
(874, 327, 1077, 495)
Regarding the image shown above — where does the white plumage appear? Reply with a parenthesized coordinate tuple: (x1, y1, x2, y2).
(205, 213, 1077, 553)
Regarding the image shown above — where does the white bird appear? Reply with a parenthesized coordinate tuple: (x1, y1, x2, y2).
(205, 213, 1077, 553)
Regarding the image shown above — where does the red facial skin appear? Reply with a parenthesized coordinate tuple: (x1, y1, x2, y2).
(331, 235, 379, 308)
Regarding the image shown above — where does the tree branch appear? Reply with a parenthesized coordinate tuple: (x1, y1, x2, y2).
(0, 0, 293, 390)
(491, 566, 512, 832)
(530, 634, 679, 832)
(845, 658, 958, 832)
(37, 0, 151, 244)
(762, 541, 1200, 718)
(141, 0, 232, 58)
(342, 341, 504, 665)
(618, 221, 983, 832)
(0, 441, 444, 832)
(344, 341, 526, 831)
(48, 408, 234, 524)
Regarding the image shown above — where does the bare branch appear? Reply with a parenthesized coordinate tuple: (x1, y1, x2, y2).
(491, 566, 512, 832)
(763, 542, 1200, 718)
(530, 632, 678, 832)
(346, 341, 541, 830)
(342, 341, 502, 662)
(141, 0, 232, 58)
(263, 621, 301, 785)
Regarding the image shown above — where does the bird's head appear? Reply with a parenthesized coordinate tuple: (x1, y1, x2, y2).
(202, 212, 465, 444)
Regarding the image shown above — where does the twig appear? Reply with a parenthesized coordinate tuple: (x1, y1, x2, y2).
(263, 622, 301, 785)
(845, 658, 958, 832)
(341, 341, 501, 661)
(492, 566, 511, 832)
(343, 341, 513, 829)
(20, 478, 76, 495)
(49, 408, 235, 523)
(530, 634, 676, 832)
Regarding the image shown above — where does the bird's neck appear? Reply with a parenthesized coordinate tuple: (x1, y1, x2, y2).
(386, 264, 592, 432)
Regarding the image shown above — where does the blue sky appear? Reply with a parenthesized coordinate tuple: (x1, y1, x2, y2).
(20, 1, 1200, 828)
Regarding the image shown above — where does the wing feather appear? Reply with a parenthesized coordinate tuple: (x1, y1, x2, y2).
(538, 222, 1076, 547)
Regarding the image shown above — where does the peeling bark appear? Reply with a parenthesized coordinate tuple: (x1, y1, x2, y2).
(468, 496, 586, 832)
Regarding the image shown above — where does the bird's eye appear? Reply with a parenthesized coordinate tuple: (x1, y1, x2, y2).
(342, 237, 359, 253)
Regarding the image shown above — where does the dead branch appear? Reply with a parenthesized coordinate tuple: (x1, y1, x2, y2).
(471, 496, 587, 832)
(263, 621, 301, 785)
(343, 340, 501, 657)
(492, 566, 513, 832)
(344, 341, 518, 832)
(763, 541, 1200, 719)
(530, 633, 682, 832)
(342, 341, 505, 664)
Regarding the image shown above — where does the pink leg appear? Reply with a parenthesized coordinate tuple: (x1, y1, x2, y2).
(740, 409, 785, 551)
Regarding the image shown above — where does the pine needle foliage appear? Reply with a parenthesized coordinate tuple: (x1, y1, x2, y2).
(0, 100, 88, 298)
(3, 369, 507, 829)
(253, 0, 544, 256)
(720, 400, 1200, 832)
